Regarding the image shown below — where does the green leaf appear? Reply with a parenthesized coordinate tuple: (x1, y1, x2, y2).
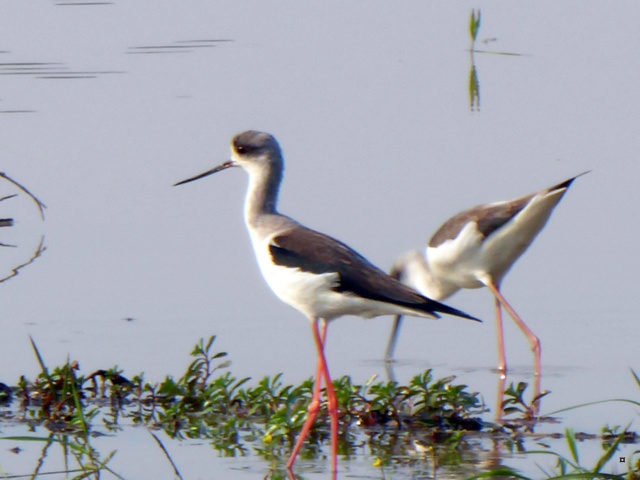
(593, 424, 630, 473)
(566, 428, 579, 465)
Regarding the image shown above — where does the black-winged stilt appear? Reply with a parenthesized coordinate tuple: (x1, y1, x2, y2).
(175, 130, 481, 472)
(385, 172, 588, 377)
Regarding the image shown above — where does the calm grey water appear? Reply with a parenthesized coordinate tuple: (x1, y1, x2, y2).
(1, 1, 639, 478)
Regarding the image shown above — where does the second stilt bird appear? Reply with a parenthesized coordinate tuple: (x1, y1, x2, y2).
(385, 172, 587, 376)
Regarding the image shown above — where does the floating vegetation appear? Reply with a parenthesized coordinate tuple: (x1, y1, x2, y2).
(0, 337, 638, 479)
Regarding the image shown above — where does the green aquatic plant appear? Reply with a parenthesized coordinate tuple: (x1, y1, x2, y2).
(465, 426, 638, 480)
(533, 426, 635, 479)
(468, 370, 640, 480)
(468, 9, 481, 112)
(2, 337, 639, 479)
(502, 381, 550, 423)
(2, 339, 120, 479)
(469, 9, 481, 49)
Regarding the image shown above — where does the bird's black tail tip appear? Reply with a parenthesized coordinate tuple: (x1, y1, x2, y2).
(431, 300, 482, 323)
(552, 170, 591, 192)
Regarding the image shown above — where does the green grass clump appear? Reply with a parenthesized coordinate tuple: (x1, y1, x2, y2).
(1, 337, 638, 480)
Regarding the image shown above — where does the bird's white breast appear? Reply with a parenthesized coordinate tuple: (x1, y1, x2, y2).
(427, 222, 487, 288)
(249, 233, 437, 321)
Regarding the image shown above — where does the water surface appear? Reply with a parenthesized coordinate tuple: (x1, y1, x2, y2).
(0, 1, 639, 478)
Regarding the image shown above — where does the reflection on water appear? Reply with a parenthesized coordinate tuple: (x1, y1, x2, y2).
(0, 173, 46, 284)
(466, 9, 529, 113)
(468, 10, 481, 112)
(55, 1, 114, 5)
(0, 195, 15, 247)
(0, 336, 637, 479)
(0, 2, 638, 478)
(0, 173, 46, 220)
(0, 377, 636, 480)
(0, 62, 123, 80)
(0, 62, 66, 76)
(0, 236, 46, 285)
(469, 57, 480, 112)
(127, 39, 233, 55)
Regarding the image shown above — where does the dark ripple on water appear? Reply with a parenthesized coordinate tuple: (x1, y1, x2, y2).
(0, 62, 124, 80)
(53, 0, 114, 6)
(0, 56, 124, 113)
(127, 39, 233, 55)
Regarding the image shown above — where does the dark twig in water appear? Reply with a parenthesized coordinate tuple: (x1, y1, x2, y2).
(150, 431, 185, 480)
(0, 172, 47, 220)
(0, 193, 18, 203)
(0, 194, 17, 231)
(0, 235, 46, 283)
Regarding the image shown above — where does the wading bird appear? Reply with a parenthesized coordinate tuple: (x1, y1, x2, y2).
(175, 130, 481, 473)
(385, 172, 587, 377)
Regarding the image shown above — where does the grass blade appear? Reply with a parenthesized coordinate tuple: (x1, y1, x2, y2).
(150, 431, 184, 480)
(593, 424, 630, 473)
(29, 336, 57, 403)
(566, 428, 579, 465)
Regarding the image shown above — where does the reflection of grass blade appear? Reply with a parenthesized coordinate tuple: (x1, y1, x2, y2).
(150, 431, 185, 480)
(543, 474, 624, 479)
(0, 235, 47, 284)
(474, 50, 527, 57)
(0, 194, 18, 203)
(469, 62, 480, 112)
(93, 450, 126, 480)
(464, 467, 532, 480)
(593, 424, 630, 473)
(631, 369, 640, 390)
(0, 171, 47, 220)
(1, 435, 66, 442)
(566, 428, 579, 465)
(546, 398, 640, 416)
(467, 10, 481, 113)
(1, 435, 88, 455)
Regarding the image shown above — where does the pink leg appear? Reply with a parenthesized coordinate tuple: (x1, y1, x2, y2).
(494, 295, 507, 377)
(287, 320, 338, 473)
(314, 319, 338, 473)
(531, 372, 542, 415)
(486, 281, 541, 377)
(495, 372, 506, 422)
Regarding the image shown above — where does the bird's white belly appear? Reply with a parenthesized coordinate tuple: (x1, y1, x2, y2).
(427, 223, 490, 289)
(251, 236, 434, 321)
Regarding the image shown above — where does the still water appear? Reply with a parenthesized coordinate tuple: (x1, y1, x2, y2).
(1, 1, 639, 478)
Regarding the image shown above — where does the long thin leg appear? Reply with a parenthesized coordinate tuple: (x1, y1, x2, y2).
(531, 372, 542, 415)
(495, 372, 506, 422)
(494, 295, 507, 377)
(486, 281, 541, 377)
(287, 320, 328, 470)
(314, 319, 338, 474)
(384, 315, 403, 362)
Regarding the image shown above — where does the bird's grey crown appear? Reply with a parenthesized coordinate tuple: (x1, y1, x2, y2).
(233, 130, 280, 156)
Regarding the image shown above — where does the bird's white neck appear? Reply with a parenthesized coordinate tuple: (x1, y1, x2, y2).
(243, 162, 283, 229)
(393, 250, 460, 301)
